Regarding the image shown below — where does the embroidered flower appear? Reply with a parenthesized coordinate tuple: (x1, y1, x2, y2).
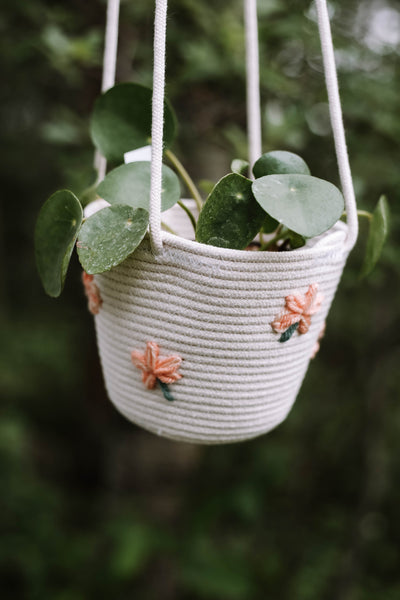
(272, 283, 323, 343)
(311, 322, 326, 359)
(131, 341, 182, 401)
(82, 272, 102, 315)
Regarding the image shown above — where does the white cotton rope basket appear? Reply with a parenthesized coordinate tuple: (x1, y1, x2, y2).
(91, 0, 358, 444)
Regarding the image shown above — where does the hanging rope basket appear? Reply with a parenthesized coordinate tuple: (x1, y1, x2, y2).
(90, 0, 358, 444)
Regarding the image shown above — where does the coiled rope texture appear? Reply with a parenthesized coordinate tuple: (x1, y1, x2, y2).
(93, 0, 357, 443)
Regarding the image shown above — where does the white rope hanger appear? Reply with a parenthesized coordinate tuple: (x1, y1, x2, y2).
(244, 0, 262, 171)
(96, 0, 358, 254)
(94, 0, 121, 183)
(149, 0, 168, 254)
(147, 0, 357, 253)
(314, 0, 358, 250)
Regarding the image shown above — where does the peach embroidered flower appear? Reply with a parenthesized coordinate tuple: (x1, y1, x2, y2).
(131, 341, 182, 401)
(82, 272, 102, 315)
(272, 283, 323, 342)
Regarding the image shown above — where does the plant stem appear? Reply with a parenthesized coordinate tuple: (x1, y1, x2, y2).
(259, 225, 284, 251)
(357, 210, 373, 221)
(165, 149, 203, 213)
(259, 235, 282, 251)
(342, 210, 373, 222)
(177, 201, 197, 234)
(161, 221, 178, 236)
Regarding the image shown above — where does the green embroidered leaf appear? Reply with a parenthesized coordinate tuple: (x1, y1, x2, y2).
(360, 195, 390, 278)
(77, 205, 149, 274)
(231, 158, 249, 176)
(279, 322, 299, 342)
(90, 83, 176, 163)
(196, 174, 266, 249)
(252, 174, 344, 238)
(35, 190, 83, 298)
(158, 380, 175, 402)
(253, 150, 310, 178)
(97, 161, 180, 213)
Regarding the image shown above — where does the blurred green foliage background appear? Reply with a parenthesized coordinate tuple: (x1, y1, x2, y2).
(1, 0, 399, 598)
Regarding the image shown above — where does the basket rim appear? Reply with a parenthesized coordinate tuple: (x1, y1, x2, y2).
(147, 221, 350, 264)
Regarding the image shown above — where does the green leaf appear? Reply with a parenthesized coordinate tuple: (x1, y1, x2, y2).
(195, 173, 266, 249)
(279, 322, 299, 342)
(35, 190, 83, 298)
(79, 182, 98, 207)
(253, 150, 310, 178)
(286, 230, 306, 250)
(360, 195, 390, 278)
(231, 158, 249, 176)
(90, 83, 176, 163)
(78, 167, 99, 207)
(77, 205, 149, 274)
(97, 161, 180, 212)
(252, 174, 344, 238)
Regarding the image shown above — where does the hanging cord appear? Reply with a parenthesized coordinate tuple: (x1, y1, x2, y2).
(148, 0, 357, 253)
(244, 0, 262, 172)
(94, 0, 121, 183)
(149, 0, 168, 254)
(315, 0, 358, 250)
(149, 0, 262, 251)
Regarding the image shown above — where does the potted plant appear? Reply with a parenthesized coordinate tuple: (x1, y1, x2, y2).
(34, 81, 389, 444)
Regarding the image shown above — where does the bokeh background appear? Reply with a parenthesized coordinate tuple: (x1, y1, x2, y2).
(1, 0, 399, 598)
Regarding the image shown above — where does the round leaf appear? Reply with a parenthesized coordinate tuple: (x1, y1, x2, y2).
(278, 229, 306, 250)
(196, 173, 265, 249)
(286, 230, 306, 249)
(35, 190, 83, 297)
(97, 161, 180, 212)
(253, 150, 310, 178)
(90, 83, 176, 163)
(77, 205, 149, 274)
(360, 195, 390, 278)
(252, 174, 344, 238)
(231, 158, 249, 176)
